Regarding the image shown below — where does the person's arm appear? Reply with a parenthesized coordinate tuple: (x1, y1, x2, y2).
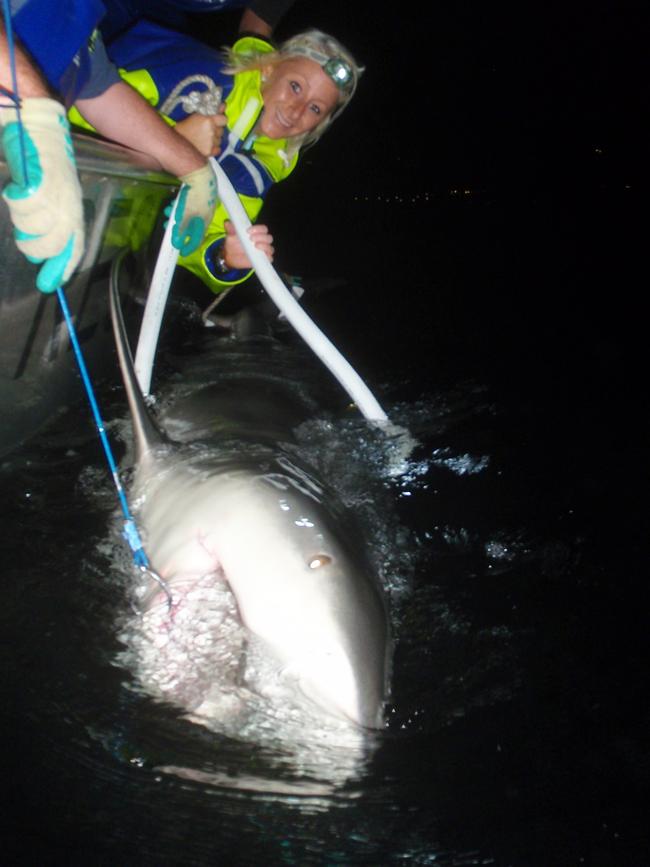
(238, 0, 297, 36)
(1, 16, 84, 292)
(76, 80, 206, 176)
(77, 81, 218, 255)
(1, 16, 48, 97)
(238, 8, 273, 38)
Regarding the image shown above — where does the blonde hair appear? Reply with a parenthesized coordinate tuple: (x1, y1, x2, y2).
(224, 29, 363, 153)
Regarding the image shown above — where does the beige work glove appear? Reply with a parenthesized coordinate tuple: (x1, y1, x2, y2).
(170, 162, 218, 255)
(1, 97, 84, 292)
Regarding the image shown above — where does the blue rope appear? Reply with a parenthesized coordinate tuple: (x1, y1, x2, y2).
(56, 288, 150, 569)
(2, 6, 151, 572)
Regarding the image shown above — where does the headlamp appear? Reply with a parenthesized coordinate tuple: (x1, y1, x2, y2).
(323, 57, 354, 91)
(284, 42, 356, 94)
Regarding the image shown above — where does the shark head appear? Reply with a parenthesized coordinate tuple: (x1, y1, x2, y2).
(133, 453, 390, 729)
(205, 465, 390, 729)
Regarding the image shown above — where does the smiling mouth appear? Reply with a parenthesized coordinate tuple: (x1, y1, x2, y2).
(275, 109, 293, 130)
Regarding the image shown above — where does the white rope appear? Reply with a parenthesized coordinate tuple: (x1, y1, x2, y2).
(159, 75, 222, 116)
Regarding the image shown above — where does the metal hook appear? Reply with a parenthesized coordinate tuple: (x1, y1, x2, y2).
(138, 565, 174, 612)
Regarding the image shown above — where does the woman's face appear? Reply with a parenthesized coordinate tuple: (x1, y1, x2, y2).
(258, 56, 339, 139)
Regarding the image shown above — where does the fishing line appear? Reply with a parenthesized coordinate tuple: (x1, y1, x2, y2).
(56, 289, 149, 567)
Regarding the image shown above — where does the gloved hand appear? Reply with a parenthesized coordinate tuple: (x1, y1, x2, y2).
(171, 162, 218, 256)
(0, 97, 84, 293)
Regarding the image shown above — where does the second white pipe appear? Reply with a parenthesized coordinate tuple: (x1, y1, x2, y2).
(209, 157, 387, 422)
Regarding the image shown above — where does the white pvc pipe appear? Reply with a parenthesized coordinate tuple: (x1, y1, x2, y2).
(134, 196, 179, 397)
(209, 158, 388, 422)
(133, 161, 388, 423)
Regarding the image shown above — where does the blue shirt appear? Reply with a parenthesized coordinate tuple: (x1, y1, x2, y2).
(9, 0, 120, 105)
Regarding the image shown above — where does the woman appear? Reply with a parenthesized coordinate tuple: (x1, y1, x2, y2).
(74, 21, 361, 295)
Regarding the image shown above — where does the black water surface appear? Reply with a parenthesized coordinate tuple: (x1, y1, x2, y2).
(3, 173, 648, 866)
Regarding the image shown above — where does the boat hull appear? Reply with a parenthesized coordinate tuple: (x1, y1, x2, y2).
(0, 134, 176, 456)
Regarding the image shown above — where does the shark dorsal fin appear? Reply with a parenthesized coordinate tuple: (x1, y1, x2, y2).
(109, 254, 167, 461)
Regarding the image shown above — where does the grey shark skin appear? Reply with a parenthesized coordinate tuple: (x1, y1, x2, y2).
(110, 277, 390, 729)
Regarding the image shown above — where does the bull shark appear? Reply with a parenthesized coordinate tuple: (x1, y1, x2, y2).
(109, 270, 391, 731)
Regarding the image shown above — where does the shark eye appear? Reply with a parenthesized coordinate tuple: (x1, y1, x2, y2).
(309, 554, 332, 569)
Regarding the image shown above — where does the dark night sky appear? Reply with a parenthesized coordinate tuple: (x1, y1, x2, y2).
(266, 1, 647, 195)
(188, 1, 645, 382)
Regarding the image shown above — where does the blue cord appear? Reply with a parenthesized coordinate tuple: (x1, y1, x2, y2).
(2, 5, 151, 572)
(56, 288, 150, 569)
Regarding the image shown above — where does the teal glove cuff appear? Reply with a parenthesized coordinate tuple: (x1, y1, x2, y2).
(171, 163, 218, 256)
